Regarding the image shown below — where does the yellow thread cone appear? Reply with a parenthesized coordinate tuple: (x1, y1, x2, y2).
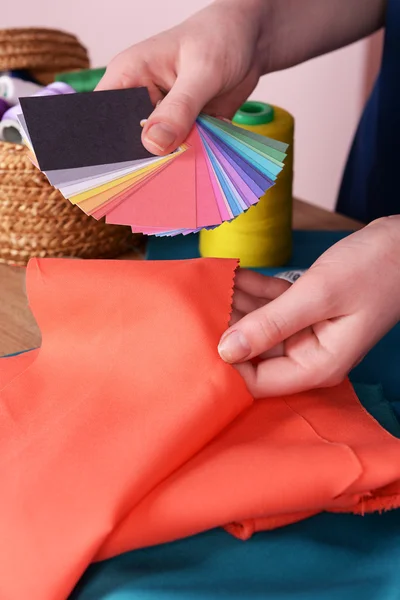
(199, 102, 294, 267)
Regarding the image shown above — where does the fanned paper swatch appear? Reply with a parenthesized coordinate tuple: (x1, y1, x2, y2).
(18, 88, 288, 236)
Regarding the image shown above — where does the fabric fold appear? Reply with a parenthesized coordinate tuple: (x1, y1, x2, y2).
(0, 257, 400, 600)
(0, 258, 250, 600)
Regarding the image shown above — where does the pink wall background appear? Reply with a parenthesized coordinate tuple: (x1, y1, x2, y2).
(3, 0, 379, 210)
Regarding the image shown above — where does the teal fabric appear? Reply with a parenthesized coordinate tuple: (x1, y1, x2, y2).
(71, 510, 400, 600)
(70, 383, 400, 600)
(146, 230, 349, 268)
(352, 383, 400, 437)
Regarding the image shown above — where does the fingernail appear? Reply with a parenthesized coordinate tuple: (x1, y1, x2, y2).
(218, 330, 251, 363)
(144, 123, 176, 151)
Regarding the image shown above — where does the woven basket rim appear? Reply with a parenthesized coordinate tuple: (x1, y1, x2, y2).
(0, 26, 90, 74)
(0, 27, 80, 41)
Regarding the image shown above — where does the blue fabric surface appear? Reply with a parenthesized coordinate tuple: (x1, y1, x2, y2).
(146, 230, 350, 271)
(71, 382, 400, 600)
(71, 509, 400, 600)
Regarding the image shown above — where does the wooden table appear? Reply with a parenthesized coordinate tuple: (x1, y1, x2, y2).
(0, 200, 362, 357)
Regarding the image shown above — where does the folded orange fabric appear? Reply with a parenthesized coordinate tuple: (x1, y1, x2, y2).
(0, 257, 399, 600)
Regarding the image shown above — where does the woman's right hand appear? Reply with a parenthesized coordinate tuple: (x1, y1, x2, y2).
(97, 0, 267, 155)
(97, 0, 386, 156)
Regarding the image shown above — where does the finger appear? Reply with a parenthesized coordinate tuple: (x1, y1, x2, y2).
(96, 50, 162, 94)
(234, 355, 318, 398)
(203, 70, 261, 120)
(260, 342, 285, 359)
(96, 55, 138, 90)
(230, 308, 284, 358)
(218, 273, 331, 364)
(233, 292, 290, 356)
(141, 72, 220, 155)
(231, 308, 283, 357)
(233, 289, 268, 315)
(234, 269, 291, 299)
(96, 64, 123, 91)
(236, 325, 328, 397)
(241, 313, 367, 397)
(311, 313, 374, 379)
(96, 52, 166, 109)
(229, 308, 245, 327)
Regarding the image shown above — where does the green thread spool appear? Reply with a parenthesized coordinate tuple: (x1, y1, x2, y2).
(55, 67, 106, 93)
(234, 100, 275, 126)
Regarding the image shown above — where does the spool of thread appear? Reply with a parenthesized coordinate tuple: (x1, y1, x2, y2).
(199, 101, 294, 268)
(0, 75, 43, 106)
(0, 81, 75, 144)
(0, 98, 9, 120)
(37, 81, 75, 96)
(0, 118, 22, 144)
(55, 67, 106, 92)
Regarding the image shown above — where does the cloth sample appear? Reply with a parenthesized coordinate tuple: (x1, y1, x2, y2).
(0, 257, 400, 600)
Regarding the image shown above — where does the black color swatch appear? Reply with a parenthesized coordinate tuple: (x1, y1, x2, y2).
(20, 88, 154, 170)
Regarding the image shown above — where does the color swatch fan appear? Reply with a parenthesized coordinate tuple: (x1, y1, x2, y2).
(18, 88, 289, 236)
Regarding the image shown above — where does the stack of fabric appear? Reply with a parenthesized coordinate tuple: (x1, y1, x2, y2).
(0, 255, 399, 600)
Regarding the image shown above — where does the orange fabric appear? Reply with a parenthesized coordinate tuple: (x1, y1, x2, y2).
(0, 257, 400, 600)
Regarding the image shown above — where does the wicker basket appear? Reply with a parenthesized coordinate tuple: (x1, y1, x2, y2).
(0, 141, 140, 266)
(0, 27, 90, 84)
(0, 27, 142, 264)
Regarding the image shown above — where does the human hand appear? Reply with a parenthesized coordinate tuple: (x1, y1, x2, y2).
(97, 0, 267, 155)
(97, 0, 385, 158)
(218, 217, 400, 397)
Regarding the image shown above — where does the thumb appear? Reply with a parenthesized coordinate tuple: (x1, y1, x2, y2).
(141, 73, 219, 155)
(218, 276, 330, 364)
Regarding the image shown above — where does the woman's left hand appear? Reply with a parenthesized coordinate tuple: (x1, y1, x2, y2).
(218, 216, 400, 397)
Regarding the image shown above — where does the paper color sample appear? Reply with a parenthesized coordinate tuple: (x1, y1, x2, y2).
(0, 257, 400, 600)
(106, 147, 197, 228)
(20, 88, 154, 170)
(19, 88, 289, 236)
